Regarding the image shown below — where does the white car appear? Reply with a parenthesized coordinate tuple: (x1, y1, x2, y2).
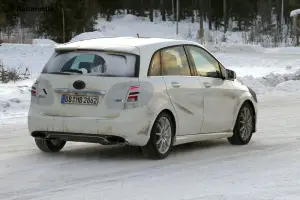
(28, 37, 258, 159)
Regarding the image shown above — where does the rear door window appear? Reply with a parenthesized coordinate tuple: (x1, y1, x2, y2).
(161, 46, 191, 76)
(148, 51, 161, 76)
(42, 51, 139, 77)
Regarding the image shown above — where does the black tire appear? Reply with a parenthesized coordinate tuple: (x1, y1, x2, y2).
(35, 138, 66, 152)
(228, 102, 254, 145)
(142, 112, 175, 160)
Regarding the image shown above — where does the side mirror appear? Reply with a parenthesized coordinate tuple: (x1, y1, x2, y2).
(226, 69, 236, 79)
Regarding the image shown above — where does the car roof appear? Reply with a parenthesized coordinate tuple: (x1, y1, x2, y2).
(55, 37, 205, 54)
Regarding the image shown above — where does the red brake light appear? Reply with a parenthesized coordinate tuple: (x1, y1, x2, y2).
(31, 87, 37, 97)
(127, 86, 140, 102)
(129, 86, 140, 90)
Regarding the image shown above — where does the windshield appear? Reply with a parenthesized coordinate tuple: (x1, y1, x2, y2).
(42, 50, 139, 77)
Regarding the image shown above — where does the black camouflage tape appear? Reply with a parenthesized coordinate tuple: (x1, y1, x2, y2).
(247, 86, 257, 102)
(36, 79, 54, 105)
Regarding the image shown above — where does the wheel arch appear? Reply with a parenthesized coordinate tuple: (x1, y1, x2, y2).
(160, 109, 177, 136)
(146, 108, 177, 144)
(234, 99, 257, 133)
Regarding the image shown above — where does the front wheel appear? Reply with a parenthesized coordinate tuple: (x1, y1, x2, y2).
(142, 112, 175, 159)
(35, 138, 66, 152)
(228, 102, 254, 145)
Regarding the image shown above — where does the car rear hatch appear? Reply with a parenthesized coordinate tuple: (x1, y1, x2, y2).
(31, 49, 140, 119)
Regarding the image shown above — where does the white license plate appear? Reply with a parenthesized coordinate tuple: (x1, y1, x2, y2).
(61, 95, 99, 105)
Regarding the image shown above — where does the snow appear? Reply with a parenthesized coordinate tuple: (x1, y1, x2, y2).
(0, 43, 54, 76)
(208, 43, 265, 54)
(0, 79, 33, 125)
(91, 14, 242, 43)
(1, 94, 300, 200)
(275, 80, 300, 92)
(70, 31, 106, 42)
(265, 47, 300, 55)
(290, 9, 300, 17)
(32, 39, 57, 45)
(120, 14, 139, 21)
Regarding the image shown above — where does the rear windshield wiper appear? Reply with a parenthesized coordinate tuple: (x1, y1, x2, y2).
(47, 72, 72, 75)
(61, 69, 83, 74)
(91, 74, 119, 77)
(47, 69, 83, 75)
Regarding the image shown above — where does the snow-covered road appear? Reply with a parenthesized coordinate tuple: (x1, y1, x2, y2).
(1, 93, 300, 200)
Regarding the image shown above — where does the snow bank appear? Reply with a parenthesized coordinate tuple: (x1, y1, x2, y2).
(70, 31, 106, 42)
(265, 47, 300, 55)
(238, 76, 273, 95)
(32, 39, 56, 45)
(275, 80, 300, 92)
(0, 79, 33, 122)
(0, 43, 54, 76)
(239, 69, 300, 95)
(118, 14, 139, 21)
(67, 14, 243, 44)
(290, 9, 300, 17)
(208, 43, 265, 53)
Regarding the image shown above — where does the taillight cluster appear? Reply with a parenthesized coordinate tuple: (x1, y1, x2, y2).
(127, 85, 140, 102)
(31, 86, 37, 97)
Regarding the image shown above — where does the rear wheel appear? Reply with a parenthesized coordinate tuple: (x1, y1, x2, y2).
(142, 112, 175, 159)
(35, 138, 66, 152)
(228, 102, 254, 145)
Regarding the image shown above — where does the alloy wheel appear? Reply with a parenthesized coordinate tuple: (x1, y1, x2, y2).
(155, 117, 172, 154)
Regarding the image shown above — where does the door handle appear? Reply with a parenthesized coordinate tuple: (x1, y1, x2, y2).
(202, 82, 211, 88)
(171, 82, 181, 88)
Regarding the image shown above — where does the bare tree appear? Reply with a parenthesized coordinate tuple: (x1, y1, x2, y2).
(223, 0, 227, 33)
(149, 0, 154, 22)
(208, 0, 212, 30)
(160, 0, 166, 21)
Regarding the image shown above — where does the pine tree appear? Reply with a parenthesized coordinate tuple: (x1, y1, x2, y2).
(37, 0, 97, 43)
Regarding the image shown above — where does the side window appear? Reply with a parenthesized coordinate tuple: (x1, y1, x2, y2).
(161, 46, 191, 76)
(187, 46, 221, 78)
(148, 51, 161, 76)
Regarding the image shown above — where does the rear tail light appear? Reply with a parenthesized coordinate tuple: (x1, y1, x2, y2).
(31, 87, 37, 97)
(129, 85, 140, 90)
(127, 86, 140, 102)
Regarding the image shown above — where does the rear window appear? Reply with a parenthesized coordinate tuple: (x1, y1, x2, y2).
(42, 50, 139, 77)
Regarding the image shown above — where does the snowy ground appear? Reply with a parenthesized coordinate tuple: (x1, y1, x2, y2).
(1, 94, 300, 200)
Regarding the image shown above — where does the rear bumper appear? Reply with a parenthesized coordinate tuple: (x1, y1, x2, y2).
(28, 107, 156, 146)
(31, 131, 126, 145)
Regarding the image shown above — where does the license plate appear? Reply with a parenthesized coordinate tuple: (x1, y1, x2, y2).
(61, 95, 99, 105)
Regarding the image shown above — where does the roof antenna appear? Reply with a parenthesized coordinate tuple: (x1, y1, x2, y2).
(137, 33, 139, 38)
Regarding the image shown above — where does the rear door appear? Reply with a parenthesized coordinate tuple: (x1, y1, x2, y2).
(185, 45, 237, 133)
(160, 45, 205, 136)
(32, 50, 140, 119)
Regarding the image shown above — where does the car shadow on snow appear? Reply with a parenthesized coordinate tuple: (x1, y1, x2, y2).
(35, 139, 234, 161)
